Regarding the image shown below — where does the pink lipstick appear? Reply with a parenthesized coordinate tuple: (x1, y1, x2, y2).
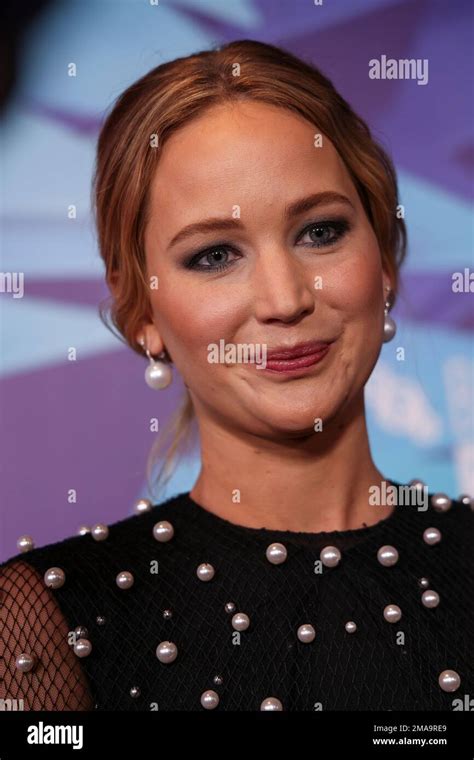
(264, 340, 332, 374)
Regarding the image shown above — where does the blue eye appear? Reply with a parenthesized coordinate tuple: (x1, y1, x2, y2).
(184, 219, 350, 272)
(297, 220, 350, 248)
(185, 246, 237, 272)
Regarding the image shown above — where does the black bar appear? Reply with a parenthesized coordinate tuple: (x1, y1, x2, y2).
(0, 709, 473, 757)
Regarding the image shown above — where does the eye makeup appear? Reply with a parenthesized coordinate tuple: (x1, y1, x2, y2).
(181, 217, 352, 273)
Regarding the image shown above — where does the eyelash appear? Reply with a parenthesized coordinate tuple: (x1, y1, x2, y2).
(184, 219, 351, 272)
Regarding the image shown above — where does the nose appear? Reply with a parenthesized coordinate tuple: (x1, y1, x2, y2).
(252, 246, 315, 324)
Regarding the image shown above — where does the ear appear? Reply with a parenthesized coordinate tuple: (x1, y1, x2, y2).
(382, 270, 394, 300)
(135, 323, 166, 357)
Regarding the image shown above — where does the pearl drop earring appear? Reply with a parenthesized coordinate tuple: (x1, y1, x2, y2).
(138, 337, 173, 390)
(383, 286, 397, 343)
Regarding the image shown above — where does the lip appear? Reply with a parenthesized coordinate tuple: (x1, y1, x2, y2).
(264, 340, 333, 374)
(266, 339, 333, 360)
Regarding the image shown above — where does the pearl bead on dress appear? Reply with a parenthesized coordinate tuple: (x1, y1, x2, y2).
(266, 543, 288, 565)
(383, 604, 402, 623)
(196, 563, 215, 581)
(134, 498, 152, 514)
(15, 653, 37, 673)
(297, 624, 316, 643)
(438, 670, 461, 692)
(130, 686, 141, 698)
(74, 638, 92, 658)
(423, 527, 442, 545)
(431, 493, 452, 512)
(16, 535, 34, 553)
(116, 571, 134, 589)
(345, 621, 357, 634)
(377, 545, 399, 567)
(156, 641, 178, 663)
(201, 690, 219, 709)
(320, 545, 341, 567)
(261, 697, 283, 711)
(421, 590, 440, 608)
(91, 523, 109, 542)
(44, 567, 66, 589)
(408, 478, 426, 491)
(232, 613, 250, 631)
(153, 521, 174, 542)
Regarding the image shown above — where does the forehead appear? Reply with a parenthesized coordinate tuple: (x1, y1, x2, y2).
(146, 101, 354, 233)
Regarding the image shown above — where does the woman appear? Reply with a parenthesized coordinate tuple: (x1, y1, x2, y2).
(1, 39, 472, 712)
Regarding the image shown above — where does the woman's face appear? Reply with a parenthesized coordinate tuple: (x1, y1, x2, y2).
(143, 100, 390, 437)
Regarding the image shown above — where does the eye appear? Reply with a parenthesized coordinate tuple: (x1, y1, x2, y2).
(183, 218, 351, 272)
(185, 246, 238, 272)
(297, 219, 350, 248)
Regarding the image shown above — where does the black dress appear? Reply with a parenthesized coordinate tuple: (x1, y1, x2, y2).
(1, 480, 473, 711)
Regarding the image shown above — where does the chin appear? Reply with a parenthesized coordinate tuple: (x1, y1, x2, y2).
(256, 406, 337, 437)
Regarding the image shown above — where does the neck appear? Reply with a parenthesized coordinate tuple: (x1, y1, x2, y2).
(189, 391, 392, 533)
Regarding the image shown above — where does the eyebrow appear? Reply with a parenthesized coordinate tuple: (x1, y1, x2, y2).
(167, 191, 354, 249)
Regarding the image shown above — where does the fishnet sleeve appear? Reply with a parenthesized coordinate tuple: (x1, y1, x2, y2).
(0, 560, 94, 711)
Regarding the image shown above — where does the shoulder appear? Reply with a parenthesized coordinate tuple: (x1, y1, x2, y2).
(0, 492, 192, 580)
(417, 490, 474, 541)
(392, 489, 474, 595)
(389, 485, 474, 536)
(427, 492, 474, 570)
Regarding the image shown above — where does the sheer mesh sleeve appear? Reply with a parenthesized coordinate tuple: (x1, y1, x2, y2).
(0, 560, 94, 711)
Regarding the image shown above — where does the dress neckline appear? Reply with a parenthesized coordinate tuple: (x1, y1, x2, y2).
(178, 478, 409, 548)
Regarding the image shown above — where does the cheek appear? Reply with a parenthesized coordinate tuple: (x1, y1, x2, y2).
(321, 237, 384, 387)
(148, 282, 246, 357)
(327, 237, 383, 323)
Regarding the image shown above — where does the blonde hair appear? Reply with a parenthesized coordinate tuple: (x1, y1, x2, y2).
(92, 39, 407, 500)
